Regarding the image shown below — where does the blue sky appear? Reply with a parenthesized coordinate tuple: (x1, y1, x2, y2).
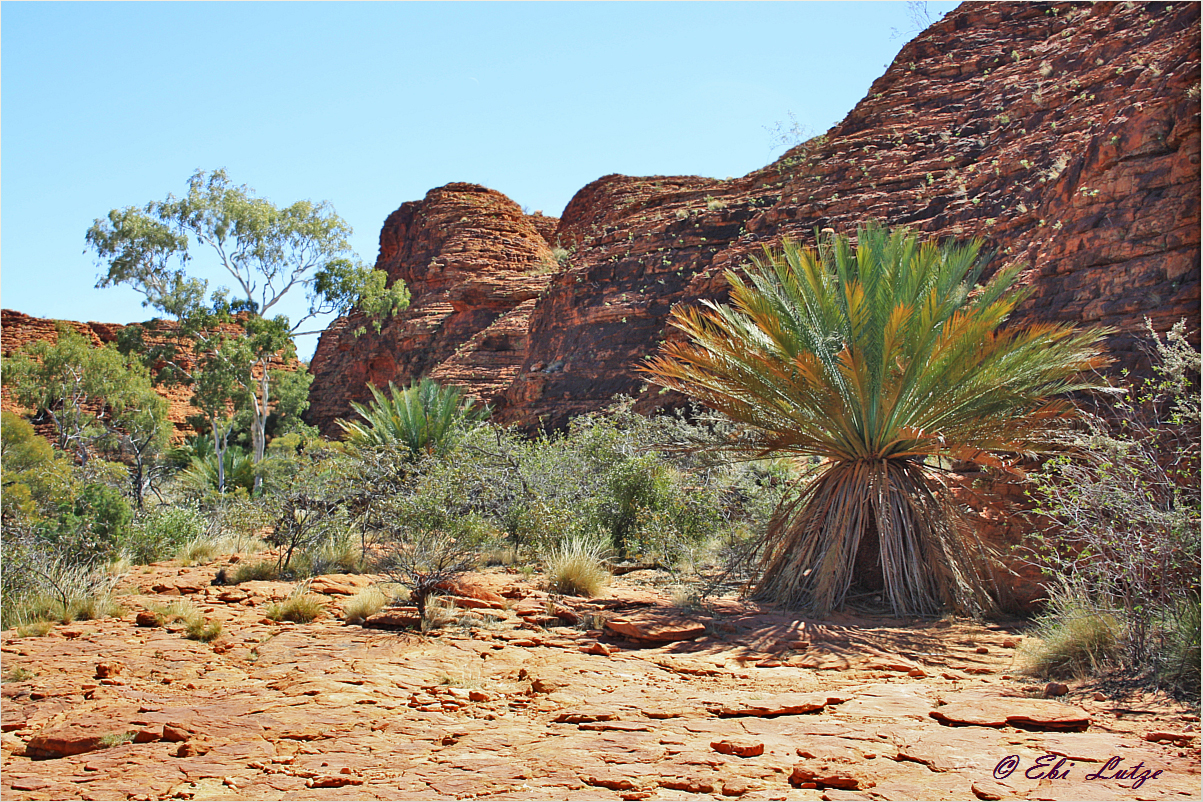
(2, 1, 957, 359)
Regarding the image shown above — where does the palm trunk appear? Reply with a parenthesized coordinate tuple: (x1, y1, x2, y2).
(753, 459, 996, 617)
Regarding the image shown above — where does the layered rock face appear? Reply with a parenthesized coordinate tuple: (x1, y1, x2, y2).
(0, 310, 199, 441)
(1, 309, 299, 442)
(308, 1, 1199, 434)
(306, 183, 560, 431)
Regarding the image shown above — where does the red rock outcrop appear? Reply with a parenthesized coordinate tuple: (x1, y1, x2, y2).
(306, 183, 560, 431)
(1, 309, 299, 443)
(1, 310, 195, 441)
(308, 1, 1199, 435)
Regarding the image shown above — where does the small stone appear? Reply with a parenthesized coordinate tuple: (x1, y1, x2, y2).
(1093, 692, 1106, 702)
(1002, 638, 1019, 649)
(721, 778, 757, 796)
(135, 611, 161, 627)
(582, 641, 616, 656)
(468, 689, 492, 702)
(133, 727, 162, 743)
(907, 666, 927, 678)
(530, 676, 565, 694)
(711, 738, 765, 757)
(975, 646, 989, 654)
(971, 779, 1007, 800)
(1043, 681, 1069, 698)
(162, 724, 191, 742)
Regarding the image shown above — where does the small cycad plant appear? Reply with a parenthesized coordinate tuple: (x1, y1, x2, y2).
(338, 378, 488, 459)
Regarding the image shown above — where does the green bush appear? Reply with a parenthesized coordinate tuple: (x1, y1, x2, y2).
(1027, 319, 1199, 698)
(120, 505, 209, 564)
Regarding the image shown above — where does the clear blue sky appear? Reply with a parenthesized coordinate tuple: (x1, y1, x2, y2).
(2, 1, 958, 359)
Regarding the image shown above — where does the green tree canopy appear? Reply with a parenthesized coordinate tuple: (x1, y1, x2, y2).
(86, 169, 409, 491)
(645, 222, 1110, 616)
(4, 326, 170, 505)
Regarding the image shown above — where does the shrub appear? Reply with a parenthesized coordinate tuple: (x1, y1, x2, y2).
(266, 592, 326, 624)
(175, 537, 221, 566)
(121, 505, 209, 565)
(544, 536, 611, 597)
(1027, 319, 1199, 698)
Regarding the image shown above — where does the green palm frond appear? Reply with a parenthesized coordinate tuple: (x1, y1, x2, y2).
(337, 378, 489, 459)
(644, 222, 1111, 616)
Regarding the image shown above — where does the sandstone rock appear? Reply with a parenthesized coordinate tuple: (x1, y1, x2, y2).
(162, 724, 191, 742)
(555, 709, 619, 724)
(970, 779, 1008, 800)
(1144, 730, 1196, 746)
(894, 726, 1004, 772)
(606, 614, 706, 643)
(24, 726, 107, 758)
(930, 693, 1091, 731)
(1044, 681, 1070, 698)
(94, 661, 122, 679)
(307, 774, 364, 788)
(789, 762, 875, 790)
(707, 692, 831, 717)
(710, 738, 765, 757)
(363, 607, 420, 629)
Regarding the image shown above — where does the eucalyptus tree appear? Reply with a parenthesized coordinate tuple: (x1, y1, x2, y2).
(645, 222, 1110, 616)
(4, 326, 170, 505)
(86, 169, 409, 491)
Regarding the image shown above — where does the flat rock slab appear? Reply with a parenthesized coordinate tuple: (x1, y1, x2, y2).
(931, 692, 1091, 731)
(835, 683, 933, 720)
(895, 726, 1006, 772)
(605, 615, 706, 642)
(1035, 732, 1140, 761)
(706, 692, 834, 717)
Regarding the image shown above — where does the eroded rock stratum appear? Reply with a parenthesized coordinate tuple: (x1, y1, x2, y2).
(2, 562, 1199, 801)
(308, 1, 1200, 434)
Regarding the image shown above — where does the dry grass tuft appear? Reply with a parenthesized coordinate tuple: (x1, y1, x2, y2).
(544, 537, 611, 597)
(266, 593, 327, 624)
(1021, 582, 1122, 679)
(342, 586, 386, 624)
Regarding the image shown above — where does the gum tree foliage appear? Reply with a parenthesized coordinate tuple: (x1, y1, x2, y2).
(86, 169, 410, 492)
(4, 326, 170, 506)
(645, 223, 1109, 616)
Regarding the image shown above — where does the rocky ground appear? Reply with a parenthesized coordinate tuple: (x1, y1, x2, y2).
(1, 558, 1199, 801)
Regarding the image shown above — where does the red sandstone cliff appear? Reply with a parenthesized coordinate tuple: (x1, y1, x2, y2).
(1, 310, 298, 443)
(308, 1, 1199, 435)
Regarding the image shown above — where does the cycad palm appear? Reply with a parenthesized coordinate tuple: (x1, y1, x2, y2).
(339, 378, 488, 460)
(644, 223, 1109, 616)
